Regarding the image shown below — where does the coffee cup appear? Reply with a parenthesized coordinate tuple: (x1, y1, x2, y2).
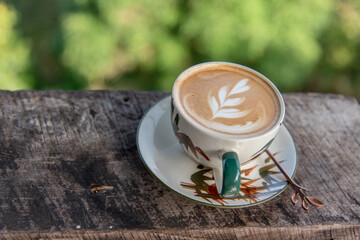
(171, 62, 285, 198)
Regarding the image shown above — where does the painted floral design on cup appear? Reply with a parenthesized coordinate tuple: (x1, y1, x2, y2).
(171, 98, 210, 162)
(180, 152, 287, 205)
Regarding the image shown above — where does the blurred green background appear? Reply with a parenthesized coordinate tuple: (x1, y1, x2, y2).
(1, 0, 359, 99)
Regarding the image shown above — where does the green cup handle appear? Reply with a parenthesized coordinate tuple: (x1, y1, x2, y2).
(220, 151, 241, 198)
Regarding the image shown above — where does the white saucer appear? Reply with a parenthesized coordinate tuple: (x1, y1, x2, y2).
(137, 96, 298, 208)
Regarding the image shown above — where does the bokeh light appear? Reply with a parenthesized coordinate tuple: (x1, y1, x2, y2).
(1, 0, 359, 99)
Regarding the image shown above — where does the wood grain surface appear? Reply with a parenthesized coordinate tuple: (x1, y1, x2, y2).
(0, 90, 359, 239)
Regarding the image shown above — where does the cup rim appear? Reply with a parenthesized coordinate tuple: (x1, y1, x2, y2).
(172, 61, 285, 140)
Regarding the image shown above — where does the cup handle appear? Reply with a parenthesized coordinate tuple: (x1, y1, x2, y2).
(220, 151, 241, 198)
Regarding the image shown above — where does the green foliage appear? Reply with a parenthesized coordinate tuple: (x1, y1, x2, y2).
(62, 13, 118, 83)
(181, 0, 333, 90)
(0, 3, 32, 90)
(0, 0, 359, 99)
(313, 0, 360, 97)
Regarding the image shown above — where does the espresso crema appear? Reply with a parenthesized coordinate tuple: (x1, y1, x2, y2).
(176, 64, 280, 135)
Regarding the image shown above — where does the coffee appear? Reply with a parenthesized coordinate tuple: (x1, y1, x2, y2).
(174, 63, 280, 136)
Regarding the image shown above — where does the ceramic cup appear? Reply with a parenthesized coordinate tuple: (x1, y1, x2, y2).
(171, 62, 285, 198)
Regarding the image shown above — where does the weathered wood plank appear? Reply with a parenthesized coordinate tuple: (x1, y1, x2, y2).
(1, 225, 359, 240)
(0, 90, 359, 238)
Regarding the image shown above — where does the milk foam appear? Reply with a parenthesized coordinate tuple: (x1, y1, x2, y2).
(177, 65, 280, 135)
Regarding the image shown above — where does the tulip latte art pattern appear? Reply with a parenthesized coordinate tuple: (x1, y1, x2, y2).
(178, 66, 280, 135)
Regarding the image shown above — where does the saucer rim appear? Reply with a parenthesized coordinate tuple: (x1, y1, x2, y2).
(136, 96, 298, 208)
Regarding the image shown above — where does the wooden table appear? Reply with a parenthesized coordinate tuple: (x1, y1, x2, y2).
(0, 90, 359, 239)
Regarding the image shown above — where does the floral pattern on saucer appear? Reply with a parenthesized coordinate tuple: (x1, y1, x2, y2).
(180, 152, 287, 206)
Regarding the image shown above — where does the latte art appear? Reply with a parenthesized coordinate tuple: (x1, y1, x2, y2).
(176, 64, 280, 136)
(209, 79, 250, 120)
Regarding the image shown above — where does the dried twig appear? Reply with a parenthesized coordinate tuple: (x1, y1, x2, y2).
(265, 150, 324, 211)
(88, 183, 114, 194)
